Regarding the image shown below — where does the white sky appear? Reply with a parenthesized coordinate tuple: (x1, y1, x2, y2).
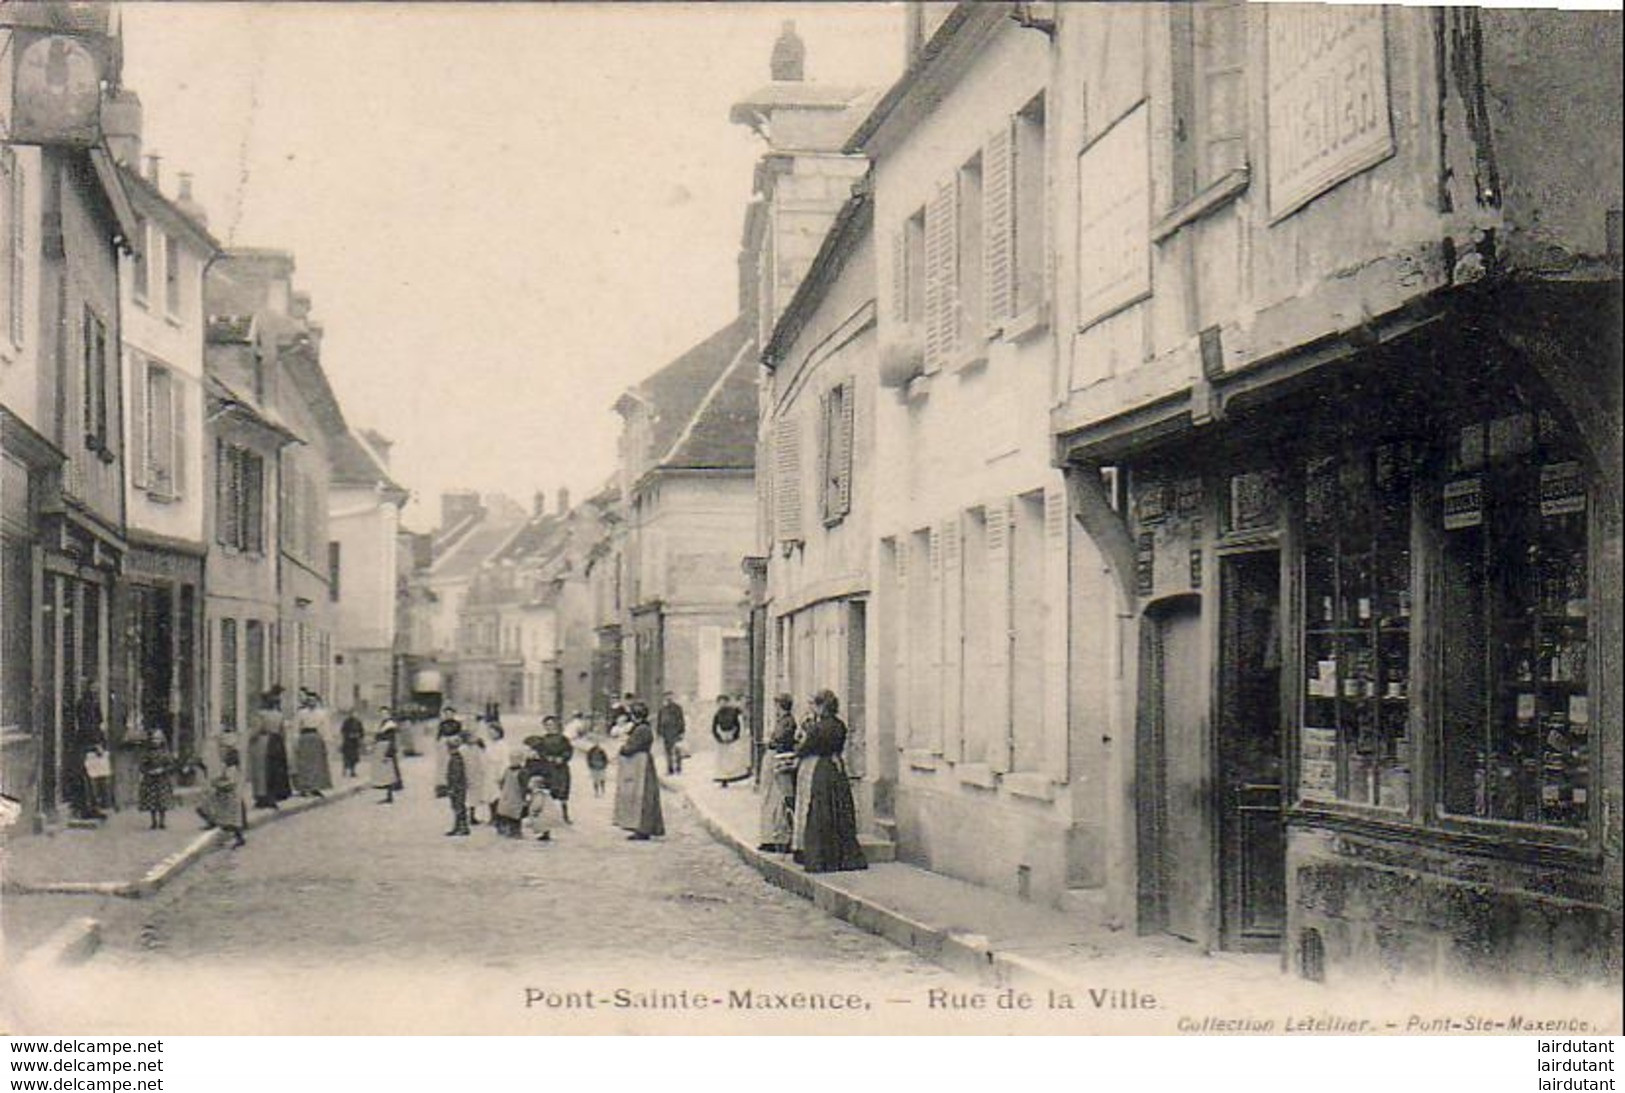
(119, 2, 905, 531)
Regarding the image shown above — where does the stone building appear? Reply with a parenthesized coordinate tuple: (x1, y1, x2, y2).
(328, 427, 408, 714)
(1043, 2, 1621, 984)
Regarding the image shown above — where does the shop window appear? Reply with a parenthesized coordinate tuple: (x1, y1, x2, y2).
(1300, 443, 1414, 810)
(1439, 413, 1589, 830)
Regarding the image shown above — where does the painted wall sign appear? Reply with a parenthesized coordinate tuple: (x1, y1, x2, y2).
(1266, 5, 1394, 220)
(9, 31, 105, 146)
(1075, 103, 1151, 328)
(1539, 461, 1586, 517)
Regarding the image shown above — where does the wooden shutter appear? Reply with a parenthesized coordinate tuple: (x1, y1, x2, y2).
(986, 500, 1013, 772)
(818, 389, 832, 523)
(1043, 484, 1069, 782)
(983, 122, 1016, 334)
(835, 380, 855, 519)
(171, 375, 187, 500)
(890, 229, 909, 323)
(923, 181, 958, 372)
(214, 440, 228, 544)
(130, 354, 148, 490)
(940, 517, 963, 760)
(244, 453, 263, 552)
(150, 367, 174, 496)
(773, 417, 802, 543)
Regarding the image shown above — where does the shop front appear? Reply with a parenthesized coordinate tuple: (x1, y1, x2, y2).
(1065, 299, 1619, 985)
(120, 537, 203, 802)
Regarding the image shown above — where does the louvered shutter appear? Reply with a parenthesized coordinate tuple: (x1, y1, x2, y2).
(172, 377, 187, 500)
(244, 454, 263, 552)
(818, 389, 832, 523)
(890, 230, 909, 323)
(130, 354, 148, 490)
(773, 417, 802, 543)
(986, 501, 1014, 773)
(923, 182, 958, 372)
(940, 518, 963, 760)
(893, 542, 910, 747)
(983, 122, 1016, 335)
(928, 525, 945, 752)
(214, 440, 229, 544)
(1044, 484, 1069, 781)
(835, 380, 855, 519)
(150, 367, 174, 496)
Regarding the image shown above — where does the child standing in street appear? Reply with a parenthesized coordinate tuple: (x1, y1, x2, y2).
(494, 753, 527, 838)
(444, 736, 470, 837)
(585, 739, 609, 798)
(137, 728, 177, 830)
(523, 774, 554, 842)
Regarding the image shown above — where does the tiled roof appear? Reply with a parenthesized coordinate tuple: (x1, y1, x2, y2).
(329, 428, 407, 500)
(663, 335, 758, 471)
(429, 513, 527, 582)
(625, 316, 753, 469)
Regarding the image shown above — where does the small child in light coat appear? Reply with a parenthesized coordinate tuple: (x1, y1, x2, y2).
(585, 740, 610, 798)
(494, 753, 527, 838)
(524, 774, 554, 842)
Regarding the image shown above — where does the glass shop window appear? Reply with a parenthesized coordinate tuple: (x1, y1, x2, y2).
(1439, 412, 1590, 830)
(1300, 443, 1414, 810)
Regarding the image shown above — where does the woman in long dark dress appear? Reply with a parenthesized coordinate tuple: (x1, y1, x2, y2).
(612, 702, 664, 840)
(536, 717, 575, 824)
(248, 691, 293, 809)
(795, 690, 866, 873)
(339, 711, 365, 778)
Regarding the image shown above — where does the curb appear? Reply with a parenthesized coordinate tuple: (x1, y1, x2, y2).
(16, 916, 102, 970)
(661, 774, 1078, 993)
(3, 782, 366, 899)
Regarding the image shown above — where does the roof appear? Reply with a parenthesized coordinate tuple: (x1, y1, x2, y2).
(619, 315, 755, 470)
(116, 163, 220, 257)
(490, 512, 569, 567)
(204, 372, 302, 445)
(663, 335, 759, 471)
(329, 428, 408, 504)
(428, 512, 527, 583)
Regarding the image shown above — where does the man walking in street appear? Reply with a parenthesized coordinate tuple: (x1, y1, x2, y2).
(444, 735, 471, 836)
(656, 692, 686, 775)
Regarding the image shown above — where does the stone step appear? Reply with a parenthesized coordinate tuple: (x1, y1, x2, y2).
(859, 834, 896, 864)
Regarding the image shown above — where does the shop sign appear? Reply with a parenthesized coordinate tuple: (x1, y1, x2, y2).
(1075, 103, 1151, 328)
(1228, 470, 1280, 532)
(1135, 531, 1155, 596)
(1266, 5, 1393, 220)
(1300, 725, 1338, 801)
(1539, 461, 1585, 517)
(1443, 477, 1483, 531)
(1135, 478, 1168, 526)
(8, 30, 106, 146)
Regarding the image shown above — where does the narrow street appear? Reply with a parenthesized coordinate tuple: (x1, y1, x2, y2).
(6, 746, 974, 1035)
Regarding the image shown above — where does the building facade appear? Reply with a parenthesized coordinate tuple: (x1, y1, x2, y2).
(1, 3, 140, 824)
(328, 427, 407, 714)
(1044, 2, 1621, 984)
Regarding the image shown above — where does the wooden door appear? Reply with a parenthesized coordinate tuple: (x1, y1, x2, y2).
(1137, 597, 1211, 945)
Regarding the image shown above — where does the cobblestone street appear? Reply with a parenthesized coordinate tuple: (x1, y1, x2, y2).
(6, 751, 983, 1034)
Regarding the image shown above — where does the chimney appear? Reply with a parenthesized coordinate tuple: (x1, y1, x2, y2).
(143, 153, 161, 188)
(556, 486, 570, 515)
(102, 90, 143, 167)
(533, 491, 547, 518)
(289, 291, 312, 321)
(175, 172, 209, 228)
(770, 20, 805, 82)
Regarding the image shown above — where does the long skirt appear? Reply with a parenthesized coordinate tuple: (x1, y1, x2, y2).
(200, 780, 246, 831)
(790, 758, 816, 852)
(546, 761, 571, 802)
(714, 736, 752, 784)
(612, 752, 665, 837)
(340, 737, 363, 772)
(370, 750, 403, 791)
(294, 731, 333, 792)
(799, 756, 867, 874)
(138, 770, 176, 812)
(758, 761, 795, 847)
(250, 736, 293, 803)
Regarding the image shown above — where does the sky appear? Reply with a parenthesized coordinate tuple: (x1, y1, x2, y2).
(118, 2, 905, 532)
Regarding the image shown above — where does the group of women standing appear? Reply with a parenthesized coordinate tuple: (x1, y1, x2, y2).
(758, 690, 867, 874)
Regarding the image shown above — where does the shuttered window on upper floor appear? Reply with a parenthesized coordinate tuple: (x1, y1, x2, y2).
(3, 148, 24, 349)
(820, 379, 855, 526)
(774, 417, 803, 545)
(1172, 0, 1248, 204)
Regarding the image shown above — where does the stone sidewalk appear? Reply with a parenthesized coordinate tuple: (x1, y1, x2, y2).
(661, 747, 1315, 1013)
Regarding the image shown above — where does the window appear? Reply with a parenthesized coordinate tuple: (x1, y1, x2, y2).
(245, 619, 265, 715)
(1171, 0, 1248, 204)
(923, 181, 959, 372)
(773, 417, 803, 545)
(890, 208, 927, 328)
(1439, 412, 1590, 830)
(2, 147, 23, 347)
(955, 154, 984, 350)
(820, 380, 855, 525)
(82, 307, 110, 453)
(216, 442, 266, 553)
(142, 363, 178, 497)
(1300, 443, 1414, 810)
(328, 541, 341, 602)
(1013, 95, 1047, 317)
(131, 216, 149, 305)
(220, 619, 239, 731)
(163, 232, 182, 317)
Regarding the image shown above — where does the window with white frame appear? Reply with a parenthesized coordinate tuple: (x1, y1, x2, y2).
(1171, 0, 1247, 204)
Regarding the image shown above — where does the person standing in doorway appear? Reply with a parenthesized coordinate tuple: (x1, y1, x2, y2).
(795, 690, 867, 874)
(613, 701, 665, 840)
(66, 678, 107, 820)
(339, 709, 365, 778)
(655, 692, 686, 775)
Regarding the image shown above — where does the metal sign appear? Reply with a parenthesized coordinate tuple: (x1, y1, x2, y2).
(1266, 5, 1394, 221)
(8, 30, 105, 146)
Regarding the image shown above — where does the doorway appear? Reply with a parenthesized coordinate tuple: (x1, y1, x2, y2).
(1136, 595, 1210, 945)
(1217, 549, 1285, 951)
